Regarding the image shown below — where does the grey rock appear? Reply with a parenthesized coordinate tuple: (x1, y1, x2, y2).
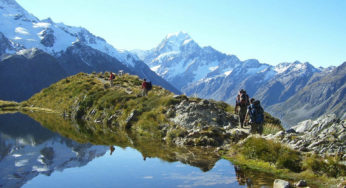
(125, 110, 138, 129)
(277, 114, 346, 156)
(295, 180, 307, 187)
(273, 179, 290, 188)
(40, 28, 55, 47)
(168, 99, 237, 130)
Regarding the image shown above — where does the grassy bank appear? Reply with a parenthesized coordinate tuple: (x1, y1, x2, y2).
(223, 137, 345, 187)
(0, 100, 56, 114)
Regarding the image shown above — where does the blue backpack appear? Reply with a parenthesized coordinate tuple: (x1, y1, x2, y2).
(250, 100, 264, 123)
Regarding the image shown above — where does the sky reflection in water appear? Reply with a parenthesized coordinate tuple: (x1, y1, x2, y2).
(24, 147, 243, 188)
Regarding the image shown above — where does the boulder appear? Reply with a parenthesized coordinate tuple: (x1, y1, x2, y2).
(273, 179, 290, 188)
(168, 99, 237, 129)
(295, 180, 307, 187)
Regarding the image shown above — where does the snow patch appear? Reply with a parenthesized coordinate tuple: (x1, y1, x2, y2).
(183, 39, 192, 45)
(32, 166, 49, 172)
(192, 61, 219, 82)
(209, 66, 218, 71)
(151, 65, 161, 72)
(33, 22, 51, 28)
(246, 65, 269, 74)
(15, 27, 29, 35)
(224, 70, 232, 76)
(15, 159, 29, 167)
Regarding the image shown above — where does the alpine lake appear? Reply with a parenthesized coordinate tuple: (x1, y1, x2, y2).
(0, 112, 279, 188)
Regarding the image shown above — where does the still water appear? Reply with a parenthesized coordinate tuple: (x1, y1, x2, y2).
(0, 113, 275, 188)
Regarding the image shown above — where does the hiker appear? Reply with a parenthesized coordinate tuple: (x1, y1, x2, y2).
(235, 89, 250, 128)
(109, 72, 115, 86)
(141, 79, 153, 97)
(246, 99, 264, 135)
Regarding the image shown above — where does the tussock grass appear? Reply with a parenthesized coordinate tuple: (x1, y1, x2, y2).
(224, 137, 344, 187)
(263, 123, 284, 135)
(239, 137, 302, 172)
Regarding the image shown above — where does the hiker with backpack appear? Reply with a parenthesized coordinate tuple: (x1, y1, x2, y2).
(141, 79, 152, 96)
(246, 98, 264, 135)
(109, 72, 115, 86)
(235, 89, 250, 128)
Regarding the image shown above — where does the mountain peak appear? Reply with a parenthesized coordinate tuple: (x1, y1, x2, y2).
(155, 31, 197, 54)
(165, 31, 191, 41)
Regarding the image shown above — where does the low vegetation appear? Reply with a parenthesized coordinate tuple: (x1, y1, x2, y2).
(224, 137, 345, 187)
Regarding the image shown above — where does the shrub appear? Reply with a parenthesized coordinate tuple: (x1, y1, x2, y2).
(303, 154, 346, 177)
(240, 137, 302, 172)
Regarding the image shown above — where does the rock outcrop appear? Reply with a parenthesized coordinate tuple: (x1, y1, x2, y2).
(266, 114, 345, 159)
(162, 96, 247, 147)
(167, 96, 238, 129)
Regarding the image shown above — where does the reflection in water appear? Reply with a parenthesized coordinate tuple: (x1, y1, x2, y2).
(0, 112, 277, 187)
(0, 113, 108, 188)
(110, 146, 115, 155)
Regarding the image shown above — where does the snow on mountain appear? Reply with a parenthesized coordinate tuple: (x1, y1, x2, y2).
(155, 31, 193, 54)
(133, 32, 342, 126)
(135, 31, 244, 90)
(0, 0, 181, 102)
(0, 113, 108, 188)
(0, 0, 138, 67)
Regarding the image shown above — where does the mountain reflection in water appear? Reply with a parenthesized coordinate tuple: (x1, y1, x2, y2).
(0, 112, 275, 187)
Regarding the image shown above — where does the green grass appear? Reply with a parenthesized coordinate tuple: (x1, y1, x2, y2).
(239, 137, 302, 172)
(223, 137, 345, 187)
(263, 123, 284, 135)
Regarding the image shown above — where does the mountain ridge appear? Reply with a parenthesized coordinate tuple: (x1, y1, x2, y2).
(134, 32, 344, 127)
(0, 0, 180, 101)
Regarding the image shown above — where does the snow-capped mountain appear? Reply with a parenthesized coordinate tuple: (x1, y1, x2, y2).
(134, 31, 243, 90)
(0, 0, 137, 67)
(135, 32, 321, 102)
(0, 0, 180, 102)
(268, 62, 346, 127)
(0, 113, 108, 187)
(135, 32, 344, 127)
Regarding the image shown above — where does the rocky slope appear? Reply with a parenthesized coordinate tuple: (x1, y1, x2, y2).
(266, 114, 346, 160)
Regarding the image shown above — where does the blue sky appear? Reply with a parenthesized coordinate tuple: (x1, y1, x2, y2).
(16, 0, 346, 67)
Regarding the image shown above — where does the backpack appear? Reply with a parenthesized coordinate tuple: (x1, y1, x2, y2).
(250, 100, 264, 124)
(146, 81, 152, 90)
(110, 74, 115, 80)
(237, 93, 249, 107)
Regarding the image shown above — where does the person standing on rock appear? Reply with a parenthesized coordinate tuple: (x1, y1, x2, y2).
(235, 89, 250, 128)
(247, 100, 264, 135)
(245, 98, 256, 132)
